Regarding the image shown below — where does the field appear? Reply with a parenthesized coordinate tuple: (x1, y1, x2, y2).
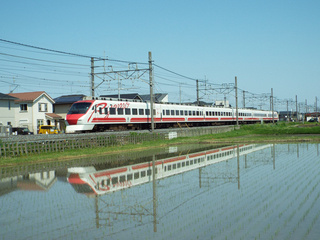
(1, 122, 320, 167)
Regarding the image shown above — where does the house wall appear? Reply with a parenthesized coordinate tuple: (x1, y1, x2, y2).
(0, 100, 16, 126)
(54, 104, 72, 119)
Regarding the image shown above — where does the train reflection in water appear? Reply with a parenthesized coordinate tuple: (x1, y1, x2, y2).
(67, 144, 273, 196)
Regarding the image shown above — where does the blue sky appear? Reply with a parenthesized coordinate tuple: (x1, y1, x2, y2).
(1, 0, 319, 111)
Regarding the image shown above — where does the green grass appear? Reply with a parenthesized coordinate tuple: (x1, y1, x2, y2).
(1, 122, 320, 166)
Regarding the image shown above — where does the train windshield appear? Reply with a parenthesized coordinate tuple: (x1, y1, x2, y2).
(68, 102, 92, 114)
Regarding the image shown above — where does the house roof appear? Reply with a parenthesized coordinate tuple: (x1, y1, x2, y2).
(45, 113, 63, 119)
(54, 94, 85, 104)
(0, 92, 18, 100)
(8, 91, 54, 103)
(140, 93, 168, 102)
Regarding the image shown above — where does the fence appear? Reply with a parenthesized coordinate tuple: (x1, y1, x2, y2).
(0, 125, 238, 158)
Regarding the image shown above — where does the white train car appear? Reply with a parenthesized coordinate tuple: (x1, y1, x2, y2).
(67, 144, 272, 196)
(65, 97, 278, 133)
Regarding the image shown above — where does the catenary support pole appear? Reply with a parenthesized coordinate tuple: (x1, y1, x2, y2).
(149, 52, 154, 132)
(235, 76, 238, 126)
(91, 57, 95, 97)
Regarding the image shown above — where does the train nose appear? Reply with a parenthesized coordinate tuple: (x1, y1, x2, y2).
(66, 114, 83, 125)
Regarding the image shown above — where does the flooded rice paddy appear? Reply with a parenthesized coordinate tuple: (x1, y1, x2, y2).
(1, 143, 320, 240)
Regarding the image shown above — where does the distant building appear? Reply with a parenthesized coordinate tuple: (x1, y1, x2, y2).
(140, 93, 168, 103)
(100, 93, 142, 101)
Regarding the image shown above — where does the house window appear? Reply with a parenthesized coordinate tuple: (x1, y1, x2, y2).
(20, 104, 27, 112)
(38, 103, 48, 112)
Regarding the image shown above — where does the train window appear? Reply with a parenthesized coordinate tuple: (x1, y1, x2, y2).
(166, 109, 170, 115)
(182, 162, 185, 167)
(189, 111, 192, 116)
(206, 111, 208, 116)
(134, 172, 139, 179)
(145, 109, 150, 115)
(132, 108, 137, 115)
(184, 110, 187, 115)
(176, 110, 179, 115)
(141, 171, 146, 177)
(117, 108, 124, 115)
(125, 108, 131, 115)
(99, 108, 102, 114)
(163, 110, 165, 115)
(139, 109, 144, 115)
(190, 160, 193, 165)
(168, 165, 172, 171)
(112, 177, 118, 185)
(173, 164, 176, 169)
(119, 175, 126, 183)
(105, 108, 108, 114)
(186, 161, 189, 166)
(101, 180, 105, 187)
(110, 108, 116, 115)
(177, 163, 181, 168)
(193, 111, 196, 116)
(196, 111, 199, 116)
(171, 110, 175, 115)
(153, 109, 156, 115)
(147, 169, 152, 176)
(180, 110, 183, 115)
(164, 166, 166, 172)
(127, 174, 133, 181)
(107, 178, 110, 186)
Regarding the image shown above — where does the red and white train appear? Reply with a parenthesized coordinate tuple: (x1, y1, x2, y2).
(67, 144, 272, 196)
(65, 97, 278, 133)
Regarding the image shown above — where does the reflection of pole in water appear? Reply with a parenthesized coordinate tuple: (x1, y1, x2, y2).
(199, 168, 202, 188)
(152, 154, 157, 232)
(318, 144, 319, 156)
(272, 143, 276, 170)
(95, 195, 99, 228)
(237, 144, 240, 190)
(297, 144, 299, 158)
(245, 155, 247, 168)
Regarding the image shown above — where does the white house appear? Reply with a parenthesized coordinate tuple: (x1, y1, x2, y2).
(0, 92, 18, 126)
(8, 91, 62, 134)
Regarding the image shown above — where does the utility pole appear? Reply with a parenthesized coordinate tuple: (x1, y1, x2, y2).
(196, 79, 199, 105)
(316, 97, 318, 117)
(296, 95, 298, 122)
(287, 100, 289, 122)
(149, 52, 154, 132)
(243, 91, 246, 108)
(271, 88, 274, 123)
(235, 76, 238, 126)
(91, 57, 95, 97)
(179, 83, 182, 104)
(305, 99, 307, 122)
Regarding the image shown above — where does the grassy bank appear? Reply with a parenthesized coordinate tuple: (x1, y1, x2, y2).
(1, 122, 320, 166)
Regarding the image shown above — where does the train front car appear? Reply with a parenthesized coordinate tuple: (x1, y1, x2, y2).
(66, 100, 95, 133)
